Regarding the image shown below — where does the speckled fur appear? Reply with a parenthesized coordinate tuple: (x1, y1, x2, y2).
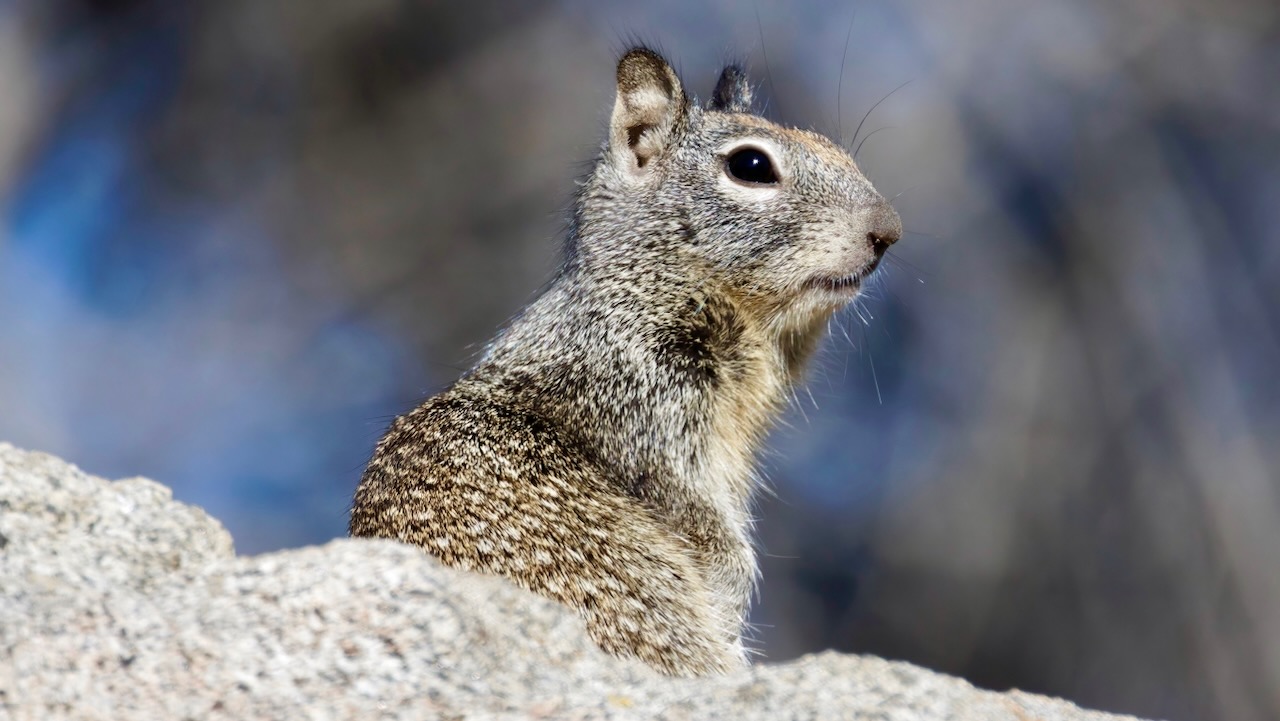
(350, 47, 901, 677)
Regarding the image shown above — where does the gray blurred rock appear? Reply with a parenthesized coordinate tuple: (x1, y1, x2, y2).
(0, 443, 1151, 720)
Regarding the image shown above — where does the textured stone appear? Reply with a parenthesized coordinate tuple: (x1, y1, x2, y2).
(0, 443, 1153, 720)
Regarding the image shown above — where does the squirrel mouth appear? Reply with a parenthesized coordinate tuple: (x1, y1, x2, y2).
(810, 257, 882, 295)
(817, 274, 862, 293)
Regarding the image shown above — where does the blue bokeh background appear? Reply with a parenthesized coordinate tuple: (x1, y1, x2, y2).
(2, 2, 1278, 720)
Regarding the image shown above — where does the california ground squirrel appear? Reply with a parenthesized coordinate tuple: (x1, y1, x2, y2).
(350, 47, 901, 677)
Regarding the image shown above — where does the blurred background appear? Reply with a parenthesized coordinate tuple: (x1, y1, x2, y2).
(1, 0, 1277, 719)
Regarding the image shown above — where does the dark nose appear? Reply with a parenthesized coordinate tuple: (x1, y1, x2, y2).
(866, 202, 902, 256)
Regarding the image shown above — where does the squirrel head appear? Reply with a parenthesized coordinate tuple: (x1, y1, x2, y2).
(586, 47, 902, 338)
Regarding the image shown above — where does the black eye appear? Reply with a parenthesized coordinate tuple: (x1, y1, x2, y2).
(725, 147, 778, 185)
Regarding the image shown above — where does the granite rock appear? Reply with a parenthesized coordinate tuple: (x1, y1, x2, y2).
(0, 443, 1154, 720)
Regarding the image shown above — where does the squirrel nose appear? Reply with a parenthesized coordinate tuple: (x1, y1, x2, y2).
(866, 203, 902, 255)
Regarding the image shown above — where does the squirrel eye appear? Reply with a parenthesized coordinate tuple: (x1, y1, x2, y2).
(725, 147, 778, 185)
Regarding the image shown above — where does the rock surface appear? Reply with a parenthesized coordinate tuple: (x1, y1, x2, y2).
(0, 443, 1153, 720)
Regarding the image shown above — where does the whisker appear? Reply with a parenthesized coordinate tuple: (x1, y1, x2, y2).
(852, 301, 871, 327)
(869, 352, 883, 405)
(837, 9, 859, 142)
(835, 317, 855, 346)
(854, 125, 896, 161)
(889, 185, 920, 202)
(790, 377, 810, 424)
(882, 250, 930, 278)
(851, 78, 913, 152)
(755, 3, 779, 116)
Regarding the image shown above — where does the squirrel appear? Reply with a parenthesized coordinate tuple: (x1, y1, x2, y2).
(349, 47, 901, 677)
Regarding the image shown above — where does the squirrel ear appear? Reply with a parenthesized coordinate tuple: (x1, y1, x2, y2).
(609, 48, 687, 173)
(708, 65, 752, 113)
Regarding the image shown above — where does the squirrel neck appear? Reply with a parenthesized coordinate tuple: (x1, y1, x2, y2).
(471, 216, 819, 539)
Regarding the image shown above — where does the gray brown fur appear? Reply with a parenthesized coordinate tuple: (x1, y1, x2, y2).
(350, 47, 901, 677)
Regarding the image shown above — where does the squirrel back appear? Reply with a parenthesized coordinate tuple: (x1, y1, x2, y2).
(350, 47, 901, 676)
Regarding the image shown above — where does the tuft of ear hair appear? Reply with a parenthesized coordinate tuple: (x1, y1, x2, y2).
(708, 64, 752, 113)
(609, 48, 687, 174)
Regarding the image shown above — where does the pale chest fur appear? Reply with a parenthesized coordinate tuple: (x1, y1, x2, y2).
(670, 318, 790, 635)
